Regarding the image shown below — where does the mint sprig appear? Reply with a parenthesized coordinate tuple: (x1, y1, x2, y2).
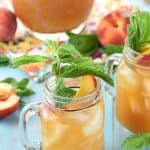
(127, 11, 150, 51)
(122, 133, 150, 150)
(11, 40, 113, 100)
(46, 41, 113, 86)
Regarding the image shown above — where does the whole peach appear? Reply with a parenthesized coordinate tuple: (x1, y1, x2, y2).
(0, 8, 17, 41)
(96, 10, 129, 47)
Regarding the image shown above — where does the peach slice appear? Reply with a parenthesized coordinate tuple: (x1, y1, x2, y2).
(139, 45, 150, 53)
(137, 49, 150, 66)
(0, 92, 9, 101)
(0, 94, 19, 117)
(136, 50, 150, 78)
(63, 75, 97, 110)
(0, 83, 14, 101)
(76, 74, 96, 97)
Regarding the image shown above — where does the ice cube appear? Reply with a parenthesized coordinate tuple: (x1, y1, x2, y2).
(83, 109, 103, 136)
(130, 97, 143, 113)
(44, 122, 69, 147)
(144, 98, 150, 110)
(66, 111, 89, 122)
(118, 66, 140, 88)
(143, 78, 150, 96)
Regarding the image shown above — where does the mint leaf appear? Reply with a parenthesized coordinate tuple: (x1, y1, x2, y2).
(51, 62, 59, 75)
(66, 32, 101, 55)
(104, 44, 124, 55)
(17, 78, 29, 88)
(60, 61, 114, 86)
(55, 78, 76, 98)
(11, 55, 49, 68)
(44, 40, 59, 52)
(0, 55, 9, 66)
(1, 77, 17, 86)
(58, 42, 82, 62)
(127, 11, 150, 50)
(122, 133, 150, 150)
(16, 88, 34, 96)
(54, 78, 76, 107)
(44, 40, 60, 62)
(60, 56, 92, 64)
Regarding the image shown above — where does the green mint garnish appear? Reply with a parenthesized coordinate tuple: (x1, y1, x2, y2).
(12, 55, 49, 68)
(55, 78, 76, 98)
(127, 11, 150, 51)
(60, 60, 113, 86)
(11, 40, 113, 102)
(54, 78, 76, 108)
(1, 78, 34, 105)
(122, 133, 150, 150)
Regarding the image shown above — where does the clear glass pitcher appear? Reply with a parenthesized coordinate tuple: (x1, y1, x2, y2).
(19, 76, 104, 150)
(106, 43, 150, 149)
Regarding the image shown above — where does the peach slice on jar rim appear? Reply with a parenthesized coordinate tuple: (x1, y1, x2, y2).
(65, 74, 103, 110)
(76, 74, 96, 97)
(139, 44, 150, 53)
(136, 49, 150, 78)
(137, 49, 150, 66)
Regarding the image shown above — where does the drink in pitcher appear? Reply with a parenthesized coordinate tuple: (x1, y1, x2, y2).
(11, 0, 94, 33)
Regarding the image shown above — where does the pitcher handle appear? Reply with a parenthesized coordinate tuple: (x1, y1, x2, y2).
(19, 102, 42, 150)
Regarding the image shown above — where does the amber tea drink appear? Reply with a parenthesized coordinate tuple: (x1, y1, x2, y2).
(40, 76, 104, 150)
(116, 47, 150, 132)
(18, 41, 113, 150)
(115, 11, 150, 133)
(12, 0, 94, 33)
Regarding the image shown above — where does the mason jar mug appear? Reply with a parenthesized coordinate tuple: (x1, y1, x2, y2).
(19, 76, 105, 150)
(106, 43, 150, 149)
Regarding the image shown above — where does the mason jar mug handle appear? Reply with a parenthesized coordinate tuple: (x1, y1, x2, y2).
(19, 102, 42, 150)
(103, 53, 122, 150)
(104, 53, 122, 97)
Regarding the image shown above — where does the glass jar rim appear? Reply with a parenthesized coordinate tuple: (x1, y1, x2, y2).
(43, 75, 102, 110)
(123, 41, 150, 69)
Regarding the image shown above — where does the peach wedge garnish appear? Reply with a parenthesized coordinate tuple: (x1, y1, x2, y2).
(76, 74, 96, 97)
